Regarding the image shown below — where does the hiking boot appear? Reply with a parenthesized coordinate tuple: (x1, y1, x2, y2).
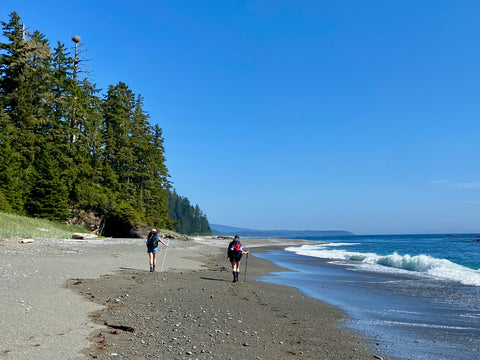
(232, 272, 237, 282)
(152, 265, 155, 272)
(150, 265, 153, 272)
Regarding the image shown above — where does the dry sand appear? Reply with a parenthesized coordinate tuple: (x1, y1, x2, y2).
(0, 236, 388, 359)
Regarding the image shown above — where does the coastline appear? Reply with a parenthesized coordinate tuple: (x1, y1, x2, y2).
(0, 236, 387, 359)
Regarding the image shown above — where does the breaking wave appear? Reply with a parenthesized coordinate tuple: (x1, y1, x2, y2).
(285, 243, 480, 287)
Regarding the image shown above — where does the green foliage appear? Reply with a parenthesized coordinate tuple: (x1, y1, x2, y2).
(24, 147, 70, 221)
(168, 190, 212, 235)
(101, 201, 141, 238)
(0, 189, 12, 213)
(0, 12, 211, 236)
(0, 139, 24, 213)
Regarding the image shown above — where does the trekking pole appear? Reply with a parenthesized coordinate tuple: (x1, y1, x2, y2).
(160, 238, 170, 272)
(244, 252, 249, 282)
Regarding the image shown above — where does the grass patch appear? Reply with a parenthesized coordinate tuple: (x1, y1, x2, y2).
(0, 212, 88, 240)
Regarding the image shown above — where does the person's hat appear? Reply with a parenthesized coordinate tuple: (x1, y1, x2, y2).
(151, 228, 157, 232)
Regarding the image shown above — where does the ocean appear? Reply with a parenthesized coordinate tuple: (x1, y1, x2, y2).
(254, 233, 480, 360)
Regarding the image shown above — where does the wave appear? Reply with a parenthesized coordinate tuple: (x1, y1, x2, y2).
(285, 244, 480, 287)
(357, 319, 477, 331)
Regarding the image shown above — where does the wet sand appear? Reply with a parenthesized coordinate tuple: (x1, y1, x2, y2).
(0, 236, 387, 359)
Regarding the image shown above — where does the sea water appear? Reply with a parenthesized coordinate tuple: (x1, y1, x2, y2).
(254, 234, 480, 360)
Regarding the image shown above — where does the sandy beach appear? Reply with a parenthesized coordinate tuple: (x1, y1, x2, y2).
(0, 236, 387, 359)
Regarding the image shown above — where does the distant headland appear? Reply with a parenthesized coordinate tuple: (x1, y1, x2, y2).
(210, 224, 354, 238)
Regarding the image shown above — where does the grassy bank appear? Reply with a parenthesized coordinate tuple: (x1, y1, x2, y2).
(0, 212, 87, 240)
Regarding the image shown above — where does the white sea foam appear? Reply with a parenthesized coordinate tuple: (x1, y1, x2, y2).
(459, 313, 480, 319)
(357, 319, 477, 331)
(285, 243, 480, 286)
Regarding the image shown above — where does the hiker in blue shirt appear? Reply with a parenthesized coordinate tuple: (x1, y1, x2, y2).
(227, 235, 249, 282)
(146, 228, 168, 272)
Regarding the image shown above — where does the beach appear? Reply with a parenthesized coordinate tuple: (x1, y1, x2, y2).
(0, 236, 386, 359)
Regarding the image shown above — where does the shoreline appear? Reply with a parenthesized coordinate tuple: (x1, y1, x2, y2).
(0, 236, 388, 359)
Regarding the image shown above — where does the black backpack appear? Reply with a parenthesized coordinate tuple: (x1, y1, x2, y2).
(147, 231, 159, 249)
(228, 239, 242, 260)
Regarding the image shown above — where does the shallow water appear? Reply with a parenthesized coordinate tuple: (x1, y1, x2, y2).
(255, 234, 480, 360)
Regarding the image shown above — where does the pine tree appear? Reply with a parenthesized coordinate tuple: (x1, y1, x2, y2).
(0, 12, 210, 236)
(167, 191, 212, 235)
(143, 124, 171, 228)
(0, 13, 52, 163)
(0, 134, 24, 213)
(24, 146, 70, 221)
(0, 12, 53, 211)
(51, 42, 105, 210)
(69, 78, 107, 211)
(100, 83, 172, 232)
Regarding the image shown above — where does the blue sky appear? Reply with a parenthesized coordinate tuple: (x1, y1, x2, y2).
(3, 1, 480, 235)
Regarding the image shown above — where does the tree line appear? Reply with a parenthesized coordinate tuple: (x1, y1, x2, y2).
(168, 190, 211, 236)
(0, 12, 211, 236)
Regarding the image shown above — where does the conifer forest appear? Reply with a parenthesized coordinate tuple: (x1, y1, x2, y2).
(0, 12, 211, 236)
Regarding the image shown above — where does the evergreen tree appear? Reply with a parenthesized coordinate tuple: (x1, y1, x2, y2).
(168, 190, 212, 235)
(24, 147, 70, 221)
(102, 82, 135, 183)
(0, 12, 52, 211)
(0, 13, 52, 163)
(0, 12, 210, 236)
(0, 136, 24, 213)
(100, 82, 172, 233)
(69, 78, 107, 211)
(143, 124, 171, 229)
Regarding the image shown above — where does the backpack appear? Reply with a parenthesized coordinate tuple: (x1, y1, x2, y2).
(227, 239, 238, 258)
(147, 232, 159, 249)
(228, 240, 243, 261)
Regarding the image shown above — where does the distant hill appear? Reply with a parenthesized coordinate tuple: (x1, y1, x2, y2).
(209, 224, 353, 237)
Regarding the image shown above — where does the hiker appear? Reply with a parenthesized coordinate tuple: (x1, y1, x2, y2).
(227, 235, 249, 282)
(146, 228, 168, 272)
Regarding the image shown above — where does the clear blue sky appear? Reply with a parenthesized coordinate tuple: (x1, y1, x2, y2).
(3, 1, 480, 235)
